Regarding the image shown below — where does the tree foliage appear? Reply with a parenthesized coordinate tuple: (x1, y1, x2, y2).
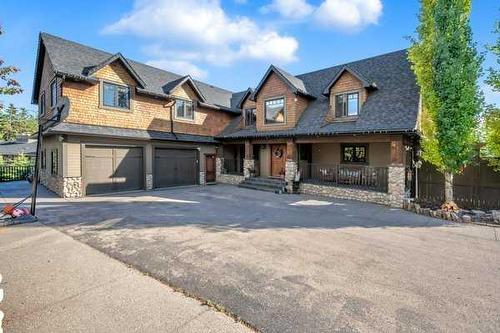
(0, 103, 38, 141)
(410, 0, 482, 174)
(482, 20, 500, 170)
(0, 26, 22, 96)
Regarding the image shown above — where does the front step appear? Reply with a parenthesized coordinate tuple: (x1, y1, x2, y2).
(238, 177, 287, 193)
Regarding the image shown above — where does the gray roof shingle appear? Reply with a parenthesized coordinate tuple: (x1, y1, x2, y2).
(219, 49, 420, 139)
(0, 141, 37, 156)
(35, 33, 236, 111)
(46, 123, 217, 144)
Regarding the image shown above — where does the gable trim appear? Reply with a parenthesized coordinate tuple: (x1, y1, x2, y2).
(85, 53, 146, 88)
(322, 66, 375, 96)
(162, 75, 207, 103)
(252, 65, 315, 100)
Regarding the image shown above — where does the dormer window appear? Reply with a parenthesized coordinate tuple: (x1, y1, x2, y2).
(175, 99, 194, 120)
(335, 92, 359, 117)
(244, 108, 256, 126)
(264, 98, 285, 124)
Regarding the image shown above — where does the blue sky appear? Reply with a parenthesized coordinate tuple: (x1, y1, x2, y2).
(0, 0, 498, 112)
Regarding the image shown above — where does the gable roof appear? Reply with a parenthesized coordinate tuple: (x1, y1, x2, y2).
(161, 75, 206, 102)
(84, 53, 146, 88)
(251, 65, 315, 100)
(322, 66, 374, 96)
(32, 33, 239, 114)
(218, 49, 420, 139)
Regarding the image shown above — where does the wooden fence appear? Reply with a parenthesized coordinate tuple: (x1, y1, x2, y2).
(418, 160, 500, 210)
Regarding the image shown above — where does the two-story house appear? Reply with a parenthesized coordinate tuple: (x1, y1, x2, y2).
(32, 33, 419, 207)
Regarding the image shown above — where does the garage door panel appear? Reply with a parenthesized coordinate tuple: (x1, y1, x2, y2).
(154, 148, 198, 188)
(84, 146, 143, 195)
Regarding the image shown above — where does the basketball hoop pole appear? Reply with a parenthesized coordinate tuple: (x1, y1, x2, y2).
(30, 108, 64, 216)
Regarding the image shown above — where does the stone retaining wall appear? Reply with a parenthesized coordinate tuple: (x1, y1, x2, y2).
(217, 174, 245, 185)
(300, 183, 392, 206)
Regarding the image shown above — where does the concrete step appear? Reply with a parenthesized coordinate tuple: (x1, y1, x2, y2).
(238, 183, 286, 193)
(244, 177, 286, 187)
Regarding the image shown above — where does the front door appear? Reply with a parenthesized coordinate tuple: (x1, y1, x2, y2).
(205, 154, 216, 183)
(271, 144, 286, 178)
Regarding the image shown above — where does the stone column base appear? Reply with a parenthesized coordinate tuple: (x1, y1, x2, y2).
(145, 173, 153, 190)
(388, 166, 406, 207)
(243, 159, 255, 179)
(285, 160, 298, 193)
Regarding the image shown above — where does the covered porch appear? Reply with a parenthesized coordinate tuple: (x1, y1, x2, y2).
(217, 134, 413, 207)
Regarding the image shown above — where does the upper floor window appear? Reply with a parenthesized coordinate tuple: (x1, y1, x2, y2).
(244, 108, 256, 126)
(342, 144, 367, 163)
(175, 99, 194, 120)
(50, 80, 58, 108)
(264, 98, 285, 124)
(40, 92, 46, 116)
(102, 82, 130, 110)
(335, 92, 359, 117)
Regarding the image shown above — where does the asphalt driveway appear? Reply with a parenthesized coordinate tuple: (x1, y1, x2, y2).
(2, 182, 499, 332)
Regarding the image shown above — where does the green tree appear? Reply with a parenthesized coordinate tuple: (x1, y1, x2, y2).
(0, 26, 22, 95)
(0, 103, 37, 141)
(410, 0, 483, 204)
(482, 20, 500, 170)
(11, 153, 31, 167)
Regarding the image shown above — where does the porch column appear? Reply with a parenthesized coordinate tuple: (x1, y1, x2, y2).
(215, 147, 223, 181)
(243, 140, 254, 179)
(285, 140, 298, 193)
(388, 138, 406, 207)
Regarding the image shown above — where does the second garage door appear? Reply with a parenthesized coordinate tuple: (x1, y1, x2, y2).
(84, 146, 143, 195)
(154, 148, 198, 188)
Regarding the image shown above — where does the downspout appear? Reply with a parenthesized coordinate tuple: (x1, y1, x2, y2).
(168, 98, 177, 140)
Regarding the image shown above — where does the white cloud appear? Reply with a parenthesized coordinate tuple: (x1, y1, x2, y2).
(261, 0, 314, 20)
(103, 0, 299, 66)
(314, 0, 383, 30)
(146, 59, 208, 80)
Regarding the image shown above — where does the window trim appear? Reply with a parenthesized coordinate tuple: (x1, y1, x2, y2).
(39, 92, 46, 116)
(341, 144, 368, 164)
(51, 148, 59, 175)
(174, 98, 195, 121)
(334, 90, 360, 118)
(99, 80, 132, 112)
(263, 96, 286, 125)
(50, 79, 58, 109)
(244, 108, 256, 126)
(41, 149, 46, 169)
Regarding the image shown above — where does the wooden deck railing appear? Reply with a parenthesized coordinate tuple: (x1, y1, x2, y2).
(299, 163, 389, 193)
(222, 158, 244, 175)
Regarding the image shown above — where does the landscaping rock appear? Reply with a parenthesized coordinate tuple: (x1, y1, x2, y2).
(461, 215, 472, 223)
(491, 210, 500, 223)
(450, 212, 460, 222)
(422, 208, 431, 216)
(414, 203, 420, 213)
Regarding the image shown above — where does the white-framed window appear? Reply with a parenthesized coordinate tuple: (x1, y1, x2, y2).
(39, 92, 46, 116)
(102, 82, 130, 110)
(50, 79, 58, 108)
(175, 99, 194, 120)
(264, 98, 285, 124)
(335, 92, 359, 117)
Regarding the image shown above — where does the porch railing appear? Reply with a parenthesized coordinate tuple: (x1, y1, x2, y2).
(0, 165, 34, 182)
(299, 162, 388, 193)
(222, 158, 244, 175)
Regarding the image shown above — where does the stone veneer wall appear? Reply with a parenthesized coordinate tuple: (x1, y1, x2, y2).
(300, 165, 406, 208)
(285, 160, 298, 193)
(199, 171, 206, 185)
(300, 183, 392, 206)
(216, 157, 245, 185)
(145, 173, 153, 190)
(243, 159, 255, 179)
(40, 169, 83, 198)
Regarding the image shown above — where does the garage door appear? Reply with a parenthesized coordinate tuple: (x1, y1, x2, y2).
(84, 146, 143, 195)
(154, 148, 198, 188)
